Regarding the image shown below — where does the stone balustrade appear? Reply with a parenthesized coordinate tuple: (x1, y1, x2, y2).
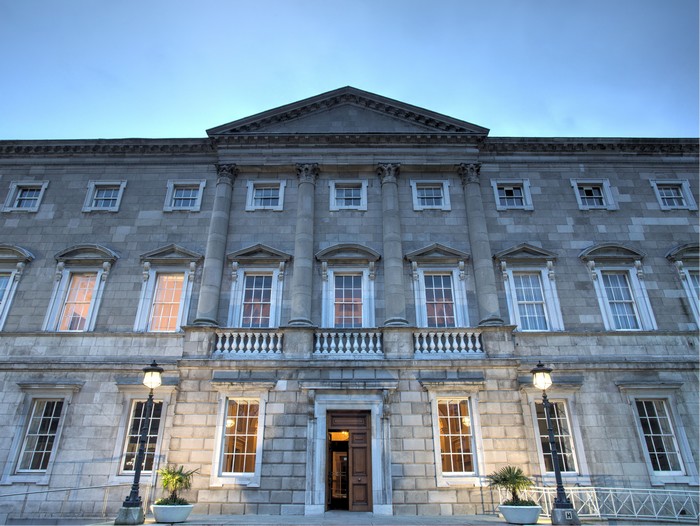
(213, 330, 283, 356)
(413, 329, 483, 355)
(314, 330, 383, 356)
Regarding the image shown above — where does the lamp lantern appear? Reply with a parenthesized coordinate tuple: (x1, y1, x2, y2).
(142, 360, 163, 390)
(531, 361, 552, 391)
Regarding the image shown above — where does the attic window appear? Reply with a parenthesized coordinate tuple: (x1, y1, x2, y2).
(410, 181, 451, 211)
(246, 181, 286, 211)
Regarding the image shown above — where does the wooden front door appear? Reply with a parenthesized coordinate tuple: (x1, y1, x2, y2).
(327, 410, 372, 512)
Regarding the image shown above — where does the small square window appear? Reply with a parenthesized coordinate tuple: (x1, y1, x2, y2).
(410, 180, 451, 211)
(3, 181, 49, 212)
(650, 180, 697, 211)
(491, 179, 534, 210)
(570, 179, 617, 210)
(329, 180, 368, 211)
(245, 180, 286, 211)
(83, 181, 127, 212)
(163, 180, 206, 212)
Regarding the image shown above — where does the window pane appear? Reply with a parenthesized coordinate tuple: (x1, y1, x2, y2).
(253, 185, 280, 207)
(424, 274, 455, 327)
(333, 274, 362, 328)
(241, 274, 273, 328)
(18, 400, 64, 472)
(335, 185, 361, 208)
(513, 273, 548, 331)
(535, 401, 577, 472)
(657, 185, 685, 208)
(122, 401, 163, 472)
(221, 399, 259, 474)
(15, 187, 41, 209)
(437, 399, 473, 474)
(172, 186, 199, 209)
(602, 272, 640, 330)
(498, 185, 524, 207)
(0, 273, 11, 307)
(93, 186, 120, 208)
(58, 273, 97, 331)
(578, 185, 605, 207)
(149, 273, 184, 332)
(635, 399, 683, 473)
(417, 185, 443, 207)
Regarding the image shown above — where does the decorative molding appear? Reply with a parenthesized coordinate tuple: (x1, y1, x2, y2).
(457, 162, 481, 185)
(296, 163, 320, 184)
(215, 163, 238, 184)
(377, 163, 400, 184)
(0, 140, 215, 157)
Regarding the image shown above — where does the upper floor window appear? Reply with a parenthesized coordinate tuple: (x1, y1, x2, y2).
(2, 181, 49, 212)
(317, 244, 380, 328)
(570, 179, 617, 210)
(245, 180, 286, 211)
(650, 180, 697, 211)
(667, 244, 700, 325)
(410, 180, 451, 211)
(407, 244, 470, 328)
(227, 244, 290, 328)
(0, 244, 33, 330)
(163, 180, 206, 212)
(134, 244, 203, 333)
(581, 244, 656, 331)
(329, 180, 368, 211)
(82, 181, 127, 212)
(491, 179, 534, 211)
(43, 245, 118, 332)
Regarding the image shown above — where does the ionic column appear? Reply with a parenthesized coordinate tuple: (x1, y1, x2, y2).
(377, 163, 408, 326)
(288, 163, 319, 326)
(194, 164, 238, 326)
(458, 162, 503, 326)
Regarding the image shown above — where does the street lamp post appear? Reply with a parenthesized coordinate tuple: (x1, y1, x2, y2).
(531, 362, 580, 525)
(114, 361, 163, 525)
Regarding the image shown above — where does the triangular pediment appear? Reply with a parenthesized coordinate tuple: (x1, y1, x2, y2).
(140, 244, 203, 264)
(208, 87, 489, 136)
(494, 243, 557, 262)
(227, 244, 292, 264)
(405, 243, 470, 264)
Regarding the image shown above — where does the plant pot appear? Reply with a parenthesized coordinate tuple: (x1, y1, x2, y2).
(151, 504, 194, 523)
(498, 504, 542, 525)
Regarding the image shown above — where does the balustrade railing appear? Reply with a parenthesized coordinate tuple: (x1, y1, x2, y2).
(314, 330, 383, 356)
(413, 329, 483, 355)
(512, 486, 699, 523)
(214, 330, 283, 356)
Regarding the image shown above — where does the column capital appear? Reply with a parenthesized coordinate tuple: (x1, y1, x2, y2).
(296, 163, 320, 184)
(216, 163, 238, 184)
(377, 163, 401, 185)
(457, 162, 481, 185)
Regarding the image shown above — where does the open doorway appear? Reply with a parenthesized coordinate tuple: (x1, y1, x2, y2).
(326, 410, 371, 512)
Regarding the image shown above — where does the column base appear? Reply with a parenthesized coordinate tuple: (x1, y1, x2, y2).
(114, 506, 144, 525)
(287, 318, 314, 327)
(551, 507, 581, 525)
(478, 315, 504, 327)
(383, 317, 408, 327)
(191, 317, 219, 327)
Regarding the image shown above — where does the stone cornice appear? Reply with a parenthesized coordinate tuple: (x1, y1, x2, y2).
(0, 139, 215, 157)
(481, 137, 699, 155)
(213, 133, 485, 147)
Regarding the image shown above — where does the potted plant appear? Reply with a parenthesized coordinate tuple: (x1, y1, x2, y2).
(487, 465, 541, 525)
(151, 464, 198, 523)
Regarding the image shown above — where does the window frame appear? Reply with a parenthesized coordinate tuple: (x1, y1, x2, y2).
(210, 380, 272, 488)
(410, 180, 451, 211)
(424, 385, 485, 487)
(321, 267, 375, 328)
(502, 266, 564, 332)
(412, 267, 469, 328)
(650, 180, 697, 211)
(329, 180, 368, 211)
(1, 383, 81, 485)
(2, 181, 49, 212)
(245, 180, 287, 211)
(228, 267, 284, 328)
(134, 269, 193, 333)
(0, 245, 32, 331)
(491, 179, 534, 211)
(82, 180, 127, 212)
(591, 266, 656, 331)
(618, 384, 699, 486)
(163, 179, 206, 212)
(570, 178, 617, 210)
(119, 399, 164, 475)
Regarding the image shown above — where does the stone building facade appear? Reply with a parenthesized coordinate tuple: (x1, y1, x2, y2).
(0, 87, 697, 522)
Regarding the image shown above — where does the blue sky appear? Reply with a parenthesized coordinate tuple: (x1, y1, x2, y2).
(1, 0, 697, 139)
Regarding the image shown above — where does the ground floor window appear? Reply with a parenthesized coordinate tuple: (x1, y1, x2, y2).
(222, 399, 260, 474)
(535, 400, 577, 473)
(121, 401, 163, 473)
(437, 398, 475, 474)
(634, 399, 684, 474)
(17, 399, 64, 472)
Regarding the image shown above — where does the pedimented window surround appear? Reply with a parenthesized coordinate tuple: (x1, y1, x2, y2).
(667, 244, 700, 325)
(0, 244, 34, 330)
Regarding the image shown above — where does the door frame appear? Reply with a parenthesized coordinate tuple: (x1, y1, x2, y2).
(304, 391, 393, 516)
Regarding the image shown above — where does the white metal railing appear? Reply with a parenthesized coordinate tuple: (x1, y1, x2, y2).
(214, 330, 283, 356)
(514, 486, 699, 523)
(0, 482, 148, 520)
(314, 330, 383, 356)
(413, 330, 483, 355)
